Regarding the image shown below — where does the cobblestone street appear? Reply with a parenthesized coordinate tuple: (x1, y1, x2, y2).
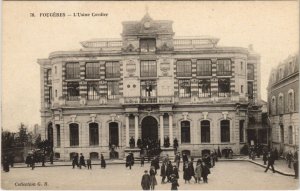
(2, 161, 298, 190)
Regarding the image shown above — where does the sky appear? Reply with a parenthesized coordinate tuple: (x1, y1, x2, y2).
(2, 1, 299, 131)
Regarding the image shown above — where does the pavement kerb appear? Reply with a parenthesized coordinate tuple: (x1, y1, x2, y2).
(10, 158, 296, 177)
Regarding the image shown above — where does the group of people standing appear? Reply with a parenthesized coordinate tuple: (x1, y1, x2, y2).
(71, 153, 106, 169)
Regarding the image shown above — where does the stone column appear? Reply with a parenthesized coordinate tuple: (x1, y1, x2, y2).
(134, 114, 139, 147)
(169, 113, 173, 146)
(160, 114, 164, 147)
(125, 115, 129, 147)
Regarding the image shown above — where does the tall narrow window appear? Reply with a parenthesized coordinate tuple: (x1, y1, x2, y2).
(201, 120, 210, 143)
(278, 94, 284, 114)
(54, 66, 57, 74)
(181, 121, 190, 143)
(70, 123, 79, 146)
(56, 124, 60, 147)
(140, 61, 157, 77)
(67, 82, 79, 101)
(221, 120, 230, 142)
(288, 126, 293, 144)
(280, 125, 284, 143)
(179, 79, 191, 98)
(66, 63, 80, 79)
(140, 38, 156, 52)
(247, 64, 254, 80)
(89, 123, 99, 146)
(241, 85, 244, 93)
(218, 78, 230, 97)
(271, 96, 276, 115)
(86, 62, 100, 79)
(198, 79, 211, 97)
(106, 61, 120, 78)
(247, 82, 253, 99)
(217, 59, 231, 76)
(239, 120, 244, 142)
(197, 60, 212, 76)
(48, 87, 52, 104)
(87, 82, 100, 100)
(46, 69, 52, 84)
(177, 61, 192, 77)
(141, 80, 157, 103)
(107, 81, 120, 100)
(48, 123, 53, 147)
(288, 90, 294, 112)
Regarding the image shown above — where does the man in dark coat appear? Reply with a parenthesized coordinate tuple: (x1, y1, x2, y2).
(137, 138, 142, 149)
(166, 161, 173, 183)
(160, 162, 166, 183)
(286, 151, 293, 168)
(26, 155, 32, 167)
(182, 153, 188, 171)
(141, 170, 151, 190)
(50, 152, 54, 164)
(101, 154, 106, 168)
(264, 151, 275, 173)
(3, 156, 10, 172)
(293, 151, 298, 179)
(79, 153, 86, 169)
(126, 154, 132, 170)
(130, 137, 135, 148)
(173, 138, 179, 153)
(201, 162, 210, 183)
(262, 150, 268, 165)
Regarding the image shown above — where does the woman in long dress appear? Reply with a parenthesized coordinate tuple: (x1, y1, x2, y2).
(149, 166, 157, 190)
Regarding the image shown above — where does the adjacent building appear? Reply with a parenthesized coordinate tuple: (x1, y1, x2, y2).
(38, 14, 262, 160)
(267, 54, 299, 154)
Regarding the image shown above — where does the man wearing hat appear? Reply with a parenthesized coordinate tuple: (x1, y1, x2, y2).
(141, 170, 151, 190)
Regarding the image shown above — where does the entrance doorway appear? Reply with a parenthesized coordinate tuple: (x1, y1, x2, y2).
(141, 116, 158, 141)
(109, 122, 119, 147)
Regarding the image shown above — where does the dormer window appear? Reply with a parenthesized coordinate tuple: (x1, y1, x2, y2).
(140, 38, 156, 53)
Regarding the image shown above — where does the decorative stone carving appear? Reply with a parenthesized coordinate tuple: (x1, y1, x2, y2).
(158, 42, 173, 51)
(126, 60, 136, 75)
(123, 44, 136, 52)
(110, 114, 117, 122)
(90, 114, 97, 123)
(222, 112, 229, 120)
(182, 112, 188, 120)
(70, 115, 77, 123)
(160, 62, 170, 76)
(202, 112, 208, 120)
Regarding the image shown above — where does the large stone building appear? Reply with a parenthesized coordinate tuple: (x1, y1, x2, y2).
(267, 54, 299, 154)
(38, 14, 262, 160)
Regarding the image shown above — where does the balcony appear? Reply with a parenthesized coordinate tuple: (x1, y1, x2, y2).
(123, 96, 174, 105)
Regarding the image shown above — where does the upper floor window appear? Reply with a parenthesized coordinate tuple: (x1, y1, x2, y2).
(198, 79, 211, 98)
(66, 63, 80, 79)
(196, 60, 212, 76)
(279, 68, 284, 79)
(107, 81, 120, 100)
(217, 59, 231, 76)
(86, 62, 100, 79)
(141, 80, 157, 98)
(181, 121, 190, 143)
(140, 38, 156, 53)
(179, 79, 191, 98)
(67, 82, 79, 101)
(54, 66, 57, 74)
(278, 94, 284, 114)
(218, 78, 230, 97)
(221, 120, 230, 142)
(201, 120, 210, 143)
(289, 62, 294, 74)
(140, 61, 157, 77)
(288, 126, 293, 144)
(87, 81, 100, 100)
(247, 64, 254, 80)
(247, 82, 253, 99)
(46, 69, 52, 84)
(177, 60, 192, 77)
(271, 96, 276, 115)
(288, 90, 295, 112)
(106, 61, 120, 78)
(70, 123, 79, 146)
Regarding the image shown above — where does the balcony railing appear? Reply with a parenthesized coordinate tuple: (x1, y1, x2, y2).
(123, 96, 174, 104)
(140, 97, 157, 104)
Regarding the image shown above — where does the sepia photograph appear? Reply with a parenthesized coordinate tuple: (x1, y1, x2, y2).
(1, 1, 299, 190)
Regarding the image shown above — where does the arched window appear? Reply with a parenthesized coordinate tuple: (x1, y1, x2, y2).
(271, 96, 276, 115)
(278, 94, 284, 114)
(69, 123, 79, 146)
(288, 90, 295, 112)
(201, 120, 210, 143)
(89, 123, 99, 146)
(90, 152, 99, 160)
(221, 120, 230, 142)
(48, 123, 53, 147)
(109, 122, 119, 147)
(181, 121, 190, 143)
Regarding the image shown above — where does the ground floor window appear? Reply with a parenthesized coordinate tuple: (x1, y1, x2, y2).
(239, 120, 244, 142)
(70, 123, 79, 146)
(288, 126, 293, 144)
(201, 120, 210, 143)
(89, 123, 99, 146)
(181, 121, 190, 143)
(221, 120, 230, 142)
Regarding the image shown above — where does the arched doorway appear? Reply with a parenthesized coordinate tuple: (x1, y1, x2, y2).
(109, 122, 119, 147)
(141, 116, 158, 141)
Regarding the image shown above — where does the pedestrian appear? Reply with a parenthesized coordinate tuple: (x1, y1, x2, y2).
(31, 155, 35, 170)
(262, 150, 268, 165)
(3, 156, 10, 172)
(173, 165, 179, 179)
(126, 154, 132, 169)
(141, 170, 151, 190)
(210, 151, 215, 167)
(166, 161, 173, 183)
(183, 162, 191, 183)
(228, 149, 233, 159)
(160, 162, 166, 184)
(201, 162, 210, 183)
(188, 161, 196, 183)
(26, 155, 31, 167)
(150, 166, 157, 190)
(50, 152, 54, 164)
(170, 175, 179, 190)
(195, 160, 202, 183)
(293, 151, 298, 179)
(182, 153, 188, 171)
(264, 151, 275, 173)
(141, 156, 145, 167)
(79, 153, 86, 169)
(87, 158, 92, 169)
(72, 154, 76, 169)
(101, 154, 106, 168)
(174, 153, 181, 169)
(286, 151, 293, 168)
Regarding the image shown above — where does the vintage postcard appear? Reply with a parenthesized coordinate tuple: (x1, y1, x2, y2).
(1, 1, 299, 190)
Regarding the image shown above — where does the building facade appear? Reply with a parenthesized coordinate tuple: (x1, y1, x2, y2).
(267, 54, 299, 154)
(38, 14, 262, 160)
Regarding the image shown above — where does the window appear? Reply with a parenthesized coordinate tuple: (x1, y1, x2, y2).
(241, 62, 243, 71)
(218, 78, 230, 97)
(280, 125, 284, 143)
(67, 82, 79, 101)
(89, 123, 99, 146)
(70, 123, 79, 146)
(217, 59, 231, 76)
(177, 61, 192, 77)
(87, 82, 100, 100)
(289, 62, 293, 74)
(181, 121, 190, 143)
(141, 80, 157, 103)
(46, 69, 52, 84)
(179, 79, 191, 98)
(140, 38, 156, 52)
(86, 62, 100, 79)
(288, 126, 293, 144)
(48, 123, 53, 146)
(278, 94, 284, 114)
(198, 79, 211, 97)
(271, 96, 276, 115)
(239, 120, 244, 142)
(106, 61, 120, 78)
(107, 81, 119, 100)
(56, 124, 60, 147)
(247, 64, 254, 80)
(66, 63, 80, 79)
(54, 66, 57, 74)
(288, 90, 295, 112)
(196, 60, 212, 76)
(221, 120, 230, 142)
(247, 82, 253, 99)
(48, 87, 52, 104)
(201, 120, 210, 143)
(55, 90, 57, 98)
(241, 85, 244, 93)
(279, 68, 283, 79)
(140, 61, 157, 77)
